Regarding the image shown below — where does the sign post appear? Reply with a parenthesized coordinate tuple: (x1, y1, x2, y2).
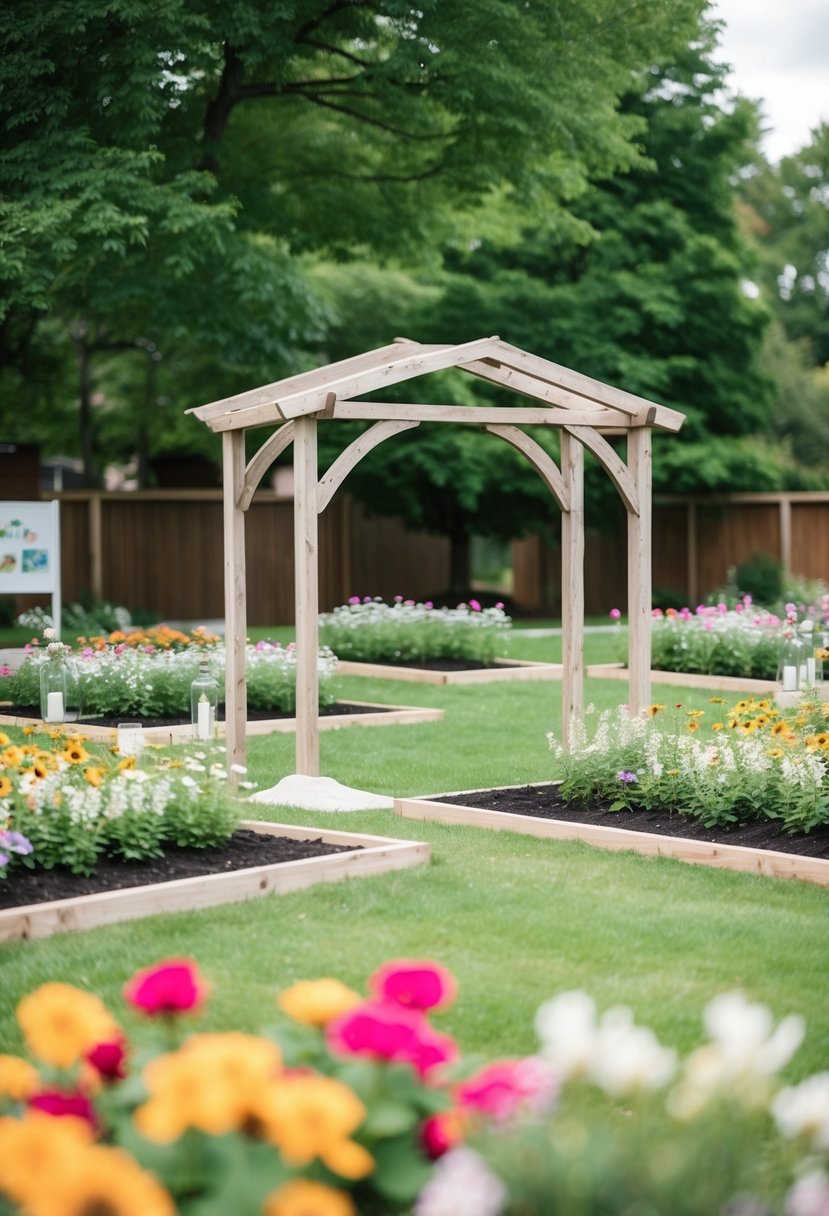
(0, 501, 62, 635)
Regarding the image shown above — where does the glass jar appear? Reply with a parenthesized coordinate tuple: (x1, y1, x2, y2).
(190, 659, 219, 741)
(39, 650, 82, 723)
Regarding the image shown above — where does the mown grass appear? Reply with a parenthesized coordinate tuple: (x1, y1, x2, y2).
(1, 628, 826, 1097)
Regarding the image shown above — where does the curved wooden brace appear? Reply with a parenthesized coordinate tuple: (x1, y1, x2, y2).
(564, 424, 639, 515)
(317, 420, 421, 514)
(240, 422, 296, 511)
(483, 424, 569, 512)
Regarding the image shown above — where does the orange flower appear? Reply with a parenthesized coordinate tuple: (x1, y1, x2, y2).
(23, 1142, 175, 1216)
(0, 1054, 40, 1101)
(0, 775, 11, 797)
(277, 978, 364, 1027)
(84, 766, 104, 788)
(264, 1179, 355, 1216)
(16, 983, 119, 1069)
(0, 1111, 94, 1205)
(255, 1074, 374, 1180)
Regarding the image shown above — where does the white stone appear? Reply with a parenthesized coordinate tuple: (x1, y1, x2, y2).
(248, 773, 394, 813)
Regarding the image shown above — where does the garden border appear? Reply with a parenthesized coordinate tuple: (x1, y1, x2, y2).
(0, 701, 443, 746)
(393, 784, 829, 887)
(586, 663, 777, 694)
(334, 658, 562, 685)
(0, 820, 430, 942)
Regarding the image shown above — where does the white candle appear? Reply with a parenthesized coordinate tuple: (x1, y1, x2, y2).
(197, 698, 211, 740)
(783, 665, 798, 692)
(807, 657, 817, 685)
(117, 724, 144, 756)
(45, 691, 64, 722)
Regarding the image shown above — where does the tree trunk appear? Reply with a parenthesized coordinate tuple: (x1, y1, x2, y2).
(448, 532, 471, 595)
(70, 322, 101, 488)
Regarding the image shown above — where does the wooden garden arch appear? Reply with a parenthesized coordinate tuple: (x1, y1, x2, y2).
(188, 336, 685, 776)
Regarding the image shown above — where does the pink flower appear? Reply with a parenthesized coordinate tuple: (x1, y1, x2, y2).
(348, 596, 360, 604)
(394, 595, 403, 603)
(370, 960, 457, 1012)
(114, 643, 126, 655)
(86, 1038, 128, 1083)
(0, 664, 10, 678)
(469, 599, 481, 612)
(609, 608, 621, 621)
(326, 1000, 458, 1079)
(651, 608, 664, 618)
(457, 1058, 558, 1121)
(716, 602, 728, 614)
(421, 1110, 464, 1159)
(124, 958, 207, 1016)
(495, 602, 504, 610)
(424, 601, 434, 609)
(29, 1088, 98, 1129)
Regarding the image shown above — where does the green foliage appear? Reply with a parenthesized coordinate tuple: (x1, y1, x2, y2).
(643, 607, 784, 680)
(735, 553, 785, 607)
(319, 600, 511, 666)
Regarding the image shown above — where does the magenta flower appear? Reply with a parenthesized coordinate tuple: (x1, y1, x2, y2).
(651, 608, 664, 618)
(424, 601, 434, 609)
(469, 599, 481, 612)
(457, 1057, 558, 1121)
(326, 999, 458, 1079)
(609, 608, 621, 621)
(29, 1088, 98, 1129)
(124, 958, 207, 1016)
(0, 664, 10, 678)
(86, 1037, 128, 1083)
(348, 596, 360, 604)
(495, 601, 504, 610)
(370, 959, 457, 1012)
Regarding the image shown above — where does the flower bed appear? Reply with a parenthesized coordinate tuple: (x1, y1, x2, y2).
(320, 597, 511, 666)
(0, 957, 826, 1214)
(1, 634, 338, 719)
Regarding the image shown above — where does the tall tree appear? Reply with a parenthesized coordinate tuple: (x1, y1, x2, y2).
(1, 0, 705, 481)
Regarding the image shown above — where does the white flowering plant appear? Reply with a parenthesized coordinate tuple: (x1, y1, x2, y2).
(549, 696, 829, 835)
(319, 597, 511, 665)
(2, 638, 338, 719)
(0, 727, 242, 876)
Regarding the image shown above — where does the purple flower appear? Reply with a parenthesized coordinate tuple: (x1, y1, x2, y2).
(348, 596, 360, 605)
(0, 830, 33, 855)
(0, 852, 7, 868)
(469, 599, 481, 612)
(617, 771, 637, 784)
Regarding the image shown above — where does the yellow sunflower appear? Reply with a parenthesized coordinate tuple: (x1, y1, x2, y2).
(60, 742, 90, 765)
(84, 766, 104, 788)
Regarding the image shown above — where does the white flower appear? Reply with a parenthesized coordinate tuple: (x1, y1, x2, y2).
(773, 1072, 829, 1150)
(414, 1148, 506, 1216)
(784, 1169, 829, 1216)
(669, 992, 805, 1119)
(534, 991, 598, 1081)
(590, 1006, 676, 1095)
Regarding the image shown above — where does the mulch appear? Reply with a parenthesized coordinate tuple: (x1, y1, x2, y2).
(0, 702, 392, 728)
(432, 784, 829, 859)
(0, 829, 362, 911)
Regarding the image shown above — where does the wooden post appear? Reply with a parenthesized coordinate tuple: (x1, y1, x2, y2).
(686, 500, 698, 608)
(222, 432, 248, 776)
(780, 497, 792, 576)
(294, 415, 320, 776)
(89, 492, 103, 602)
(627, 428, 652, 716)
(560, 431, 584, 748)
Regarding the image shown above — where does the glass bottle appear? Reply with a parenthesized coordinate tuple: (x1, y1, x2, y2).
(778, 627, 807, 693)
(191, 659, 219, 741)
(39, 648, 82, 723)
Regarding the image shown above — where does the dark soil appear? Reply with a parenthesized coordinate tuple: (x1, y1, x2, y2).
(346, 658, 522, 671)
(433, 784, 829, 859)
(0, 702, 392, 728)
(0, 829, 362, 910)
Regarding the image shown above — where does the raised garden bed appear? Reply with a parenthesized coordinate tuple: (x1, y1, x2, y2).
(0, 820, 430, 942)
(335, 658, 562, 685)
(0, 700, 443, 745)
(586, 663, 777, 693)
(393, 783, 829, 887)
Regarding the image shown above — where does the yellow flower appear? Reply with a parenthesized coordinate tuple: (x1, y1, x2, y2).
(686, 721, 700, 732)
(805, 735, 820, 752)
(256, 1074, 374, 1180)
(16, 983, 119, 1069)
(739, 720, 758, 735)
(84, 766, 104, 788)
(264, 1179, 356, 1216)
(708, 697, 727, 705)
(118, 756, 137, 772)
(767, 748, 785, 759)
(2, 746, 24, 768)
(686, 710, 705, 718)
(23, 1143, 176, 1216)
(22, 726, 35, 736)
(0, 1112, 93, 1205)
(134, 1033, 282, 1143)
(0, 732, 9, 746)
(771, 721, 793, 738)
(0, 1054, 40, 1101)
(277, 978, 364, 1027)
(645, 704, 666, 717)
(0, 775, 11, 797)
(711, 723, 724, 732)
(60, 742, 90, 765)
(755, 699, 772, 711)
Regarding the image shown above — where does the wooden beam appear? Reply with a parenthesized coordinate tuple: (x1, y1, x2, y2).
(560, 431, 584, 748)
(482, 424, 569, 511)
(222, 432, 248, 779)
(323, 402, 621, 427)
(780, 498, 792, 575)
(239, 422, 296, 512)
(564, 425, 639, 515)
(317, 420, 420, 514)
(627, 429, 652, 717)
(294, 416, 320, 776)
(204, 336, 503, 432)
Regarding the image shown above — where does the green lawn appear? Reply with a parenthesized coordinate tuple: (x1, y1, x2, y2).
(1, 629, 826, 1099)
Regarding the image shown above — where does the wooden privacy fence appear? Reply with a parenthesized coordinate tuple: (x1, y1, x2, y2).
(513, 492, 829, 615)
(11, 489, 829, 625)
(23, 491, 450, 625)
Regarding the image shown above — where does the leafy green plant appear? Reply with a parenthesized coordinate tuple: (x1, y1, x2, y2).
(319, 598, 511, 666)
(638, 603, 787, 680)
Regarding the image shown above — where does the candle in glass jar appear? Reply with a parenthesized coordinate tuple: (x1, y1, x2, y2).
(197, 697, 211, 740)
(783, 665, 798, 692)
(45, 691, 64, 722)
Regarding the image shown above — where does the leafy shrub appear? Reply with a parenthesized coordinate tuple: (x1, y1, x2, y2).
(319, 597, 511, 665)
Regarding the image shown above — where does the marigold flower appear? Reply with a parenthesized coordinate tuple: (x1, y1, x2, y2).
(0, 731, 9, 746)
(17, 983, 119, 1069)
(369, 959, 457, 1012)
(124, 957, 207, 1016)
(23, 1142, 176, 1216)
(134, 1032, 282, 1142)
(0, 1111, 94, 1204)
(254, 1073, 373, 1179)
(0, 1054, 40, 1101)
(264, 1178, 355, 1216)
(277, 977, 364, 1027)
